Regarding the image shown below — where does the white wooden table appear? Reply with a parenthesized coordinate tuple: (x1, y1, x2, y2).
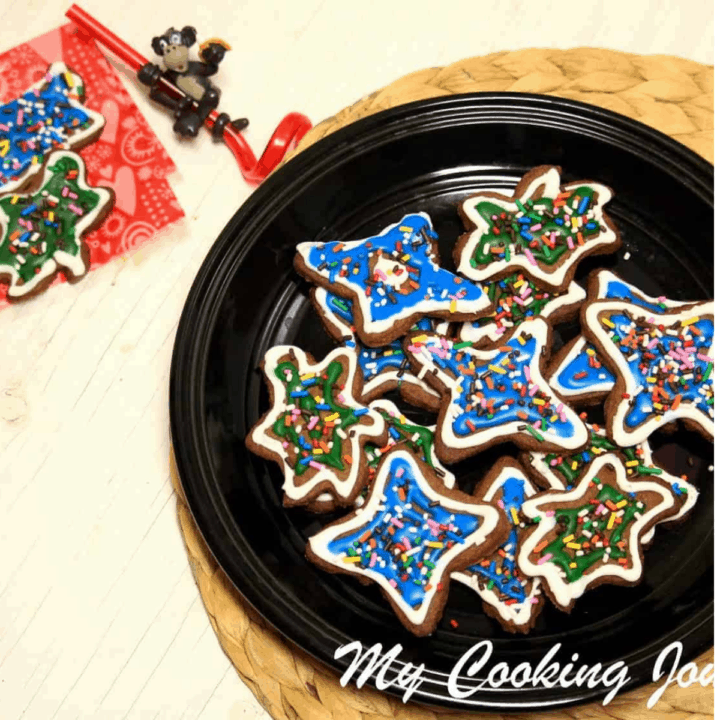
(0, 1, 712, 718)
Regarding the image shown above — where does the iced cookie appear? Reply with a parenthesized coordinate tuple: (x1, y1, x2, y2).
(522, 423, 697, 542)
(306, 449, 507, 636)
(582, 300, 714, 445)
(517, 454, 677, 611)
(549, 271, 695, 404)
(455, 272, 585, 348)
(0, 62, 105, 194)
(245, 345, 387, 508)
(403, 319, 589, 462)
(0, 151, 114, 298)
(310, 287, 441, 410)
(454, 166, 622, 292)
(452, 458, 544, 633)
(295, 213, 492, 347)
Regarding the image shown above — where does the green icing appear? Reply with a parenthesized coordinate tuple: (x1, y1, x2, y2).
(0, 155, 103, 286)
(469, 185, 600, 269)
(272, 360, 366, 476)
(365, 410, 436, 472)
(538, 478, 646, 583)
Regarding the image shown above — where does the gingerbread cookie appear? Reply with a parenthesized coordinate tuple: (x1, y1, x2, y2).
(295, 213, 492, 347)
(403, 319, 589, 462)
(306, 449, 507, 636)
(0, 151, 114, 298)
(517, 454, 677, 611)
(549, 271, 694, 404)
(454, 166, 622, 292)
(522, 423, 697, 542)
(452, 458, 544, 634)
(455, 272, 586, 348)
(582, 300, 714, 445)
(310, 287, 441, 410)
(245, 345, 387, 508)
(0, 62, 105, 194)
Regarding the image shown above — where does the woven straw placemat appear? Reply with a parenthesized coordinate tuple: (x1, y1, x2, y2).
(170, 49, 714, 720)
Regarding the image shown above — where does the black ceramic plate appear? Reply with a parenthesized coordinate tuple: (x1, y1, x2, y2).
(169, 94, 713, 712)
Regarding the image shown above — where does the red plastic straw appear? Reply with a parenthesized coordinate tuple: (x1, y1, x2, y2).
(66, 4, 312, 185)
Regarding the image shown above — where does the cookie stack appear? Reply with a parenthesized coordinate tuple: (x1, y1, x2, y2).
(246, 166, 714, 636)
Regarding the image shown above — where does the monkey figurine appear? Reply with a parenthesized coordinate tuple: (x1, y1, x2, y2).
(137, 26, 248, 139)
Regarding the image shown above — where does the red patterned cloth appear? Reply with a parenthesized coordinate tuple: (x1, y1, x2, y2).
(0, 23, 184, 308)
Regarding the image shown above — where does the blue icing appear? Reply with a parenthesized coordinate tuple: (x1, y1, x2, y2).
(304, 214, 487, 325)
(326, 454, 480, 609)
(323, 290, 434, 383)
(604, 279, 670, 313)
(555, 341, 616, 393)
(603, 312, 714, 429)
(420, 335, 577, 440)
(467, 477, 528, 602)
(0, 69, 93, 189)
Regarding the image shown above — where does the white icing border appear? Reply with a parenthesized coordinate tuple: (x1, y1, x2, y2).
(250, 345, 386, 504)
(525, 426, 698, 543)
(517, 454, 676, 608)
(456, 169, 617, 288)
(451, 465, 543, 627)
(0, 150, 112, 297)
(584, 300, 715, 445)
(312, 287, 440, 401)
(308, 449, 502, 627)
(458, 279, 586, 345)
(1, 62, 106, 195)
(410, 318, 589, 452)
(296, 212, 491, 336)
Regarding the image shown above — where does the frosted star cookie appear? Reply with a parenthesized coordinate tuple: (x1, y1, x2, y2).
(306, 449, 507, 636)
(0, 62, 105, 194)
(245, 346, 387, 508)
(295, 213, 492, 347)
(582, 300, 714, 445)
(310, 287, 441, 410)
(403, 319, 589, 462)
(517, 454, 678, 611)
(452, 458, 544, 634)
(454, 166, 622, 292)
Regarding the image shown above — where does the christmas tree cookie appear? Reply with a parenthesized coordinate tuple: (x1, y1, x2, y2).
(517, 454, 677, 611)
(0, 150, 113, 298)
(245, 345, 387, 509)
(306, 449, 507, 636)
(0, 62, 105, 194)
(454, 166, 622, 292)
(452, 458, 544, 633)
(295, 213, 491, 347)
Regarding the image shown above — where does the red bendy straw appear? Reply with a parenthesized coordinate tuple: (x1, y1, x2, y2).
(65, 4, 312, 185)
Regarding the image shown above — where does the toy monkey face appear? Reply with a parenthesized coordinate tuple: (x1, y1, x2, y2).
(152, 27, 197, 73)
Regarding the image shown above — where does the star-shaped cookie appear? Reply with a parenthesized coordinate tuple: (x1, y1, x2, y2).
(455, 272, 586, 348)
(518, 454, 678, 611)
(306, 449, 506, 636)
(582, 300, 714, 444)
(403, 318, 589, 462)
(454, 166, 622, 292)
(295, 213, 492, 347)
(522, 423, 697, 542)
(245, 346, 387, 508)
(548, 270, 695, 404)
(310, 287, 441, 410)
(452, 458, 544, 634)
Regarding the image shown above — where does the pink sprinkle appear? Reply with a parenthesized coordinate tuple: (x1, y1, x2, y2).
(402, 537, 412, 551)
(390, 517, 404, 528)
(557, 403, 564, 413)
(0, 124, 9, 131)
(559, 412, 567, 423)
(550, 458, 560, 466)
(62, 185, 69, 197)
(389, 579, 397, 588)
(523, 248, 538, 266)
(497, 499, 505, 510)
(495, 327, 504, 335)
(370, 552, 378, 568)
(396, 468, 405, 478)
(427, 518, 440, 530)
(537, 553, 553, 565)
(521, 287, 532, 299)
(375, 269, 388, 281)
(338, 394, 346, 403)
(513, 295, 524, 305)
(529, 384, 539, 397)
(595, 503, 606, 515)
(407, 345, 421, 354)
(309, 460, 324, 471)
(307, 416, 319, 430)
(697, 353, 712, 362)
(567, 237, 574, 250)
(282, 441, 289, 448)
(16, 110, 23, 124)
(533, 420, 542, 429)
(530, 597, 539, 604)
(529, 223, 542, 232)
(523, 366, 532, 381)
(545, 510, 555, 517)
(68, 203, 83, 216)
(647, 338, 659, 349)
